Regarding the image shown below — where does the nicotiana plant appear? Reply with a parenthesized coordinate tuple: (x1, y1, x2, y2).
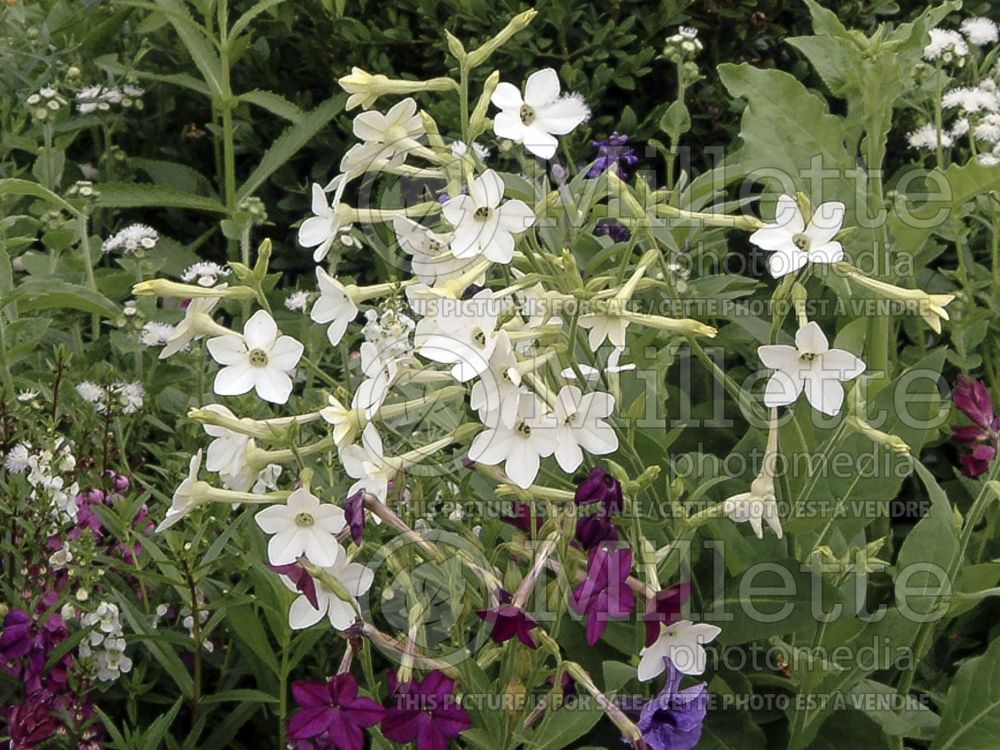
(2, 1, 1000, 750)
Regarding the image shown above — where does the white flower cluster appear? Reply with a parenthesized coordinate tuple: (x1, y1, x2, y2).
(102, 223, 158, 254)
(75, 83, 144, 114)
(182, 261, 230, 287)
(3, 438, 80, 524)
(27, 85, 68, 121)
(79, 602, 132, 682)
(180, 606, 214, 652)
(76, 380, 145, 415)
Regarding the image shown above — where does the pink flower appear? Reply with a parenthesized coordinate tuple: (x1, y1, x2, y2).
(952, 377, 1000, 477)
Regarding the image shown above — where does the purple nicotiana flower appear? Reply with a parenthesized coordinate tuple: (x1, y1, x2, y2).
(637, 658, 708, 750)
(344, 491, 366, 545)
(502, 501, 544, 535)
(952, 376, 1000, 477)
(594, 220, 631, 243)
(588, 132, 639, 179)
(287, 673, 385, 750)
(641, 583, 691, 647)
(570, 545, 635, 645)
(575, 514, 620, 550)
(270, 559, 320, 609)
(575, 466, 624, 514)
(476, 603, 539, 648)
(381, 670, 472, 750)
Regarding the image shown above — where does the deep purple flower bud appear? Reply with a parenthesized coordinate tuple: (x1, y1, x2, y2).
(502, 502, 543, 534)
(287, 673, 385, 750)
(476, 604, 539, 648)
(640, 583, 691, 647)
(594, 220, 631, 243)
(86, 488, 105, 504)
(382, 670, 472, 750)
(270, 559, 319, 609)
(575, 467, 623, 514)
(637, 658, 708, 750)
(344, 491, 366, 545)
(951, 377, 1000, 477)
(575, 514, 620, 550)
(112, 473, 130, 492)
(570, 546, 635, 645)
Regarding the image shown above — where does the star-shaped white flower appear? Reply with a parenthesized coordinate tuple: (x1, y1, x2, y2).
(491, 68, 590, 159)
(723, 472, 783, 540)
(638, 619, 722, 680)
(156, 450, 206, 532)
(311, 267, 360, 346)
(340, 423, 395, 501)
(561, 348, 635, 382)
(441, 170, 535, 263)
(393, 215, 469, 286)
(350, 97, 424, 166)
(414, 289, 501, 382)
(552, 385, 618, 473)
(757, 321, 865, 416)
(749, 194, 845, 278)
(468, 393, 558, 489)
(160, 295, 222, 358)
(470, 332, 523, 428)
(207, 310, 304, 405)
(254, 486, 346, 567)
(202, 404, 250, 476)
(578, 310, 628, 350)
(283, 548, 374, 631)
(298, 177, 352, 262)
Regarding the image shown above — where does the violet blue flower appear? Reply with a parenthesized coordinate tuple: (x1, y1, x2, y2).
(570, 546, 635, 645)
(637, 658, 708, 750)
(287, 673, 385, 750)
(381, 670, 471, 750)
(588, 132, 640, 179)
(476, 604, 539, 648)
(952, 376, 1000, 477)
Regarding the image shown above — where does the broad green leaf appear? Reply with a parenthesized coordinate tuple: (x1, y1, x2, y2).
(930, 636, 1000, 750)
(698, 710, 767, 750)
(131, 157, 218, 195)
(7, 279, 120, 318)
(236, 95, 345, 201)
(0, 178, 77, 214)
(32, 147, 65, 189)
(95, 182, 227, 213)
(526, 703, 603, 750)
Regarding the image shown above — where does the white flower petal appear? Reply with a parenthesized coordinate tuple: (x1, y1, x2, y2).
(523, 68, 561, 107)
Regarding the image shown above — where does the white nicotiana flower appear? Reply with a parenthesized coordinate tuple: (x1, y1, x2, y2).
(638, 620, 722, 680)
(551, 385, 618, 473)
(561, 347, 635, 382)
(907, 122, 954, 151)
(161, 295, 224, 359)
(470, 332, 523, 428)
(961, 17, 998, 46)
(254, 486, 347, 567)
(757, 321, 866, 416)
(362, 307, 415, 362)
(285, 290, 310, 312)
(723, 414, 782, 540)
(442, 169, 535, 263)
(415, 289, 501, 382)
(102, 224, 158, 254)
(311, 267, 359, 346)
(156, 450, 206, 532)
(182, 261, 231, 287)
(298, 178, 353, 262)
(348, 97, 424, 168)
(207, 310, 304, 404)
(468, 392, 558, 489)
(578, 301, 629, 350)
(354, 341, 398, 417)
(393, 215, 468, 286)
(923, 28, 968, 63)
(491, 68, 590, 159)
(252, 464, 282, 495)
(140, 321, 174, 347)
(341, 423, 395, 501)
(201, 404, 251, 477)
(749, 194, 845, 278)
(284, 547, 374, 631)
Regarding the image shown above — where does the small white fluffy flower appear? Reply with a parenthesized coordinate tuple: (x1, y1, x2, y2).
(4, 443, 31, 473)
(102, 224, 158, 254)
(284, 290, 310, 312)
(140, 321, 174, 347)
(942, 84, 1000, 114)
(450, 140, 491, 160)
(76, 381, 104, 403)
(975, 114, 1000, 144)
(119, 382, 145, 414)
(907, 123, 954, 150)
(182, 261, 230, 287)
(923, 28, 969, 63)
(961, 17, 999, 46)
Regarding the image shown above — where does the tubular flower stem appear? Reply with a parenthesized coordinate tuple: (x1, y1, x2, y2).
(299, 557, 363, 612)
(846, 415, 911, 455)
(345, 279, 418, 304)
(362, 493, 447, 564)
(204, 486, 291, 505)
(836, 263, 955, 333)
(653, 202, 765, 231)
(187, 407, 323, 441)
(378, 386, 468, 421)
(515, 347, 564, 376)
(495, 484, 576, 502)
(564, 661, 647, 747)
(468, 70, 500, 139)
(348, 201, 442, 225)
(466, 9, 538, 69)
(621, 311, 718, 338)
(132, 279, 258, 300)
(511, 535, 558, 609)
(361, 623, 457, 675)
(615, 248, 660, 304)
(338, 68, 458, 111)
(251, 436, 335, 467)
(523, 372, 558, 409)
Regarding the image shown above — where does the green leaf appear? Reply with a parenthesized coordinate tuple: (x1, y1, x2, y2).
(7, 279, 120, 318)
(95, 183, 227, 213)
(225, 602, 281, 676)
(526, 703, 603, 750)
(229, 0, 286, 42)
(131, 158, 218, 195)
(238, 89, 304, 122)
(658, 99, 690, 136)
(0, 178, 77, 214)
(32, 147, 65, 188)
(930, 636, 1000, 750)
(133, 0, 224, 98)
(236, 95, 345, 202)
(200, 689, 279, 704)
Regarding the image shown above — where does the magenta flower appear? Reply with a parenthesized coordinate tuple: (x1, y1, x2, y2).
(575, 466, 623, 514)
(637, 658, 708, 750)
(575, 514, 620, 550)
(6, 690, 60, 750)
(570, 546, 635, 645)
(344, 491, 367, 545)
(381, 670, 471, 750)
(640, 583, 691, 647)
(287, 673, 385, 750)
(270, 559, 319, 609)
(952, 376, 1000, 476)
(476, 604, 539, 648)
